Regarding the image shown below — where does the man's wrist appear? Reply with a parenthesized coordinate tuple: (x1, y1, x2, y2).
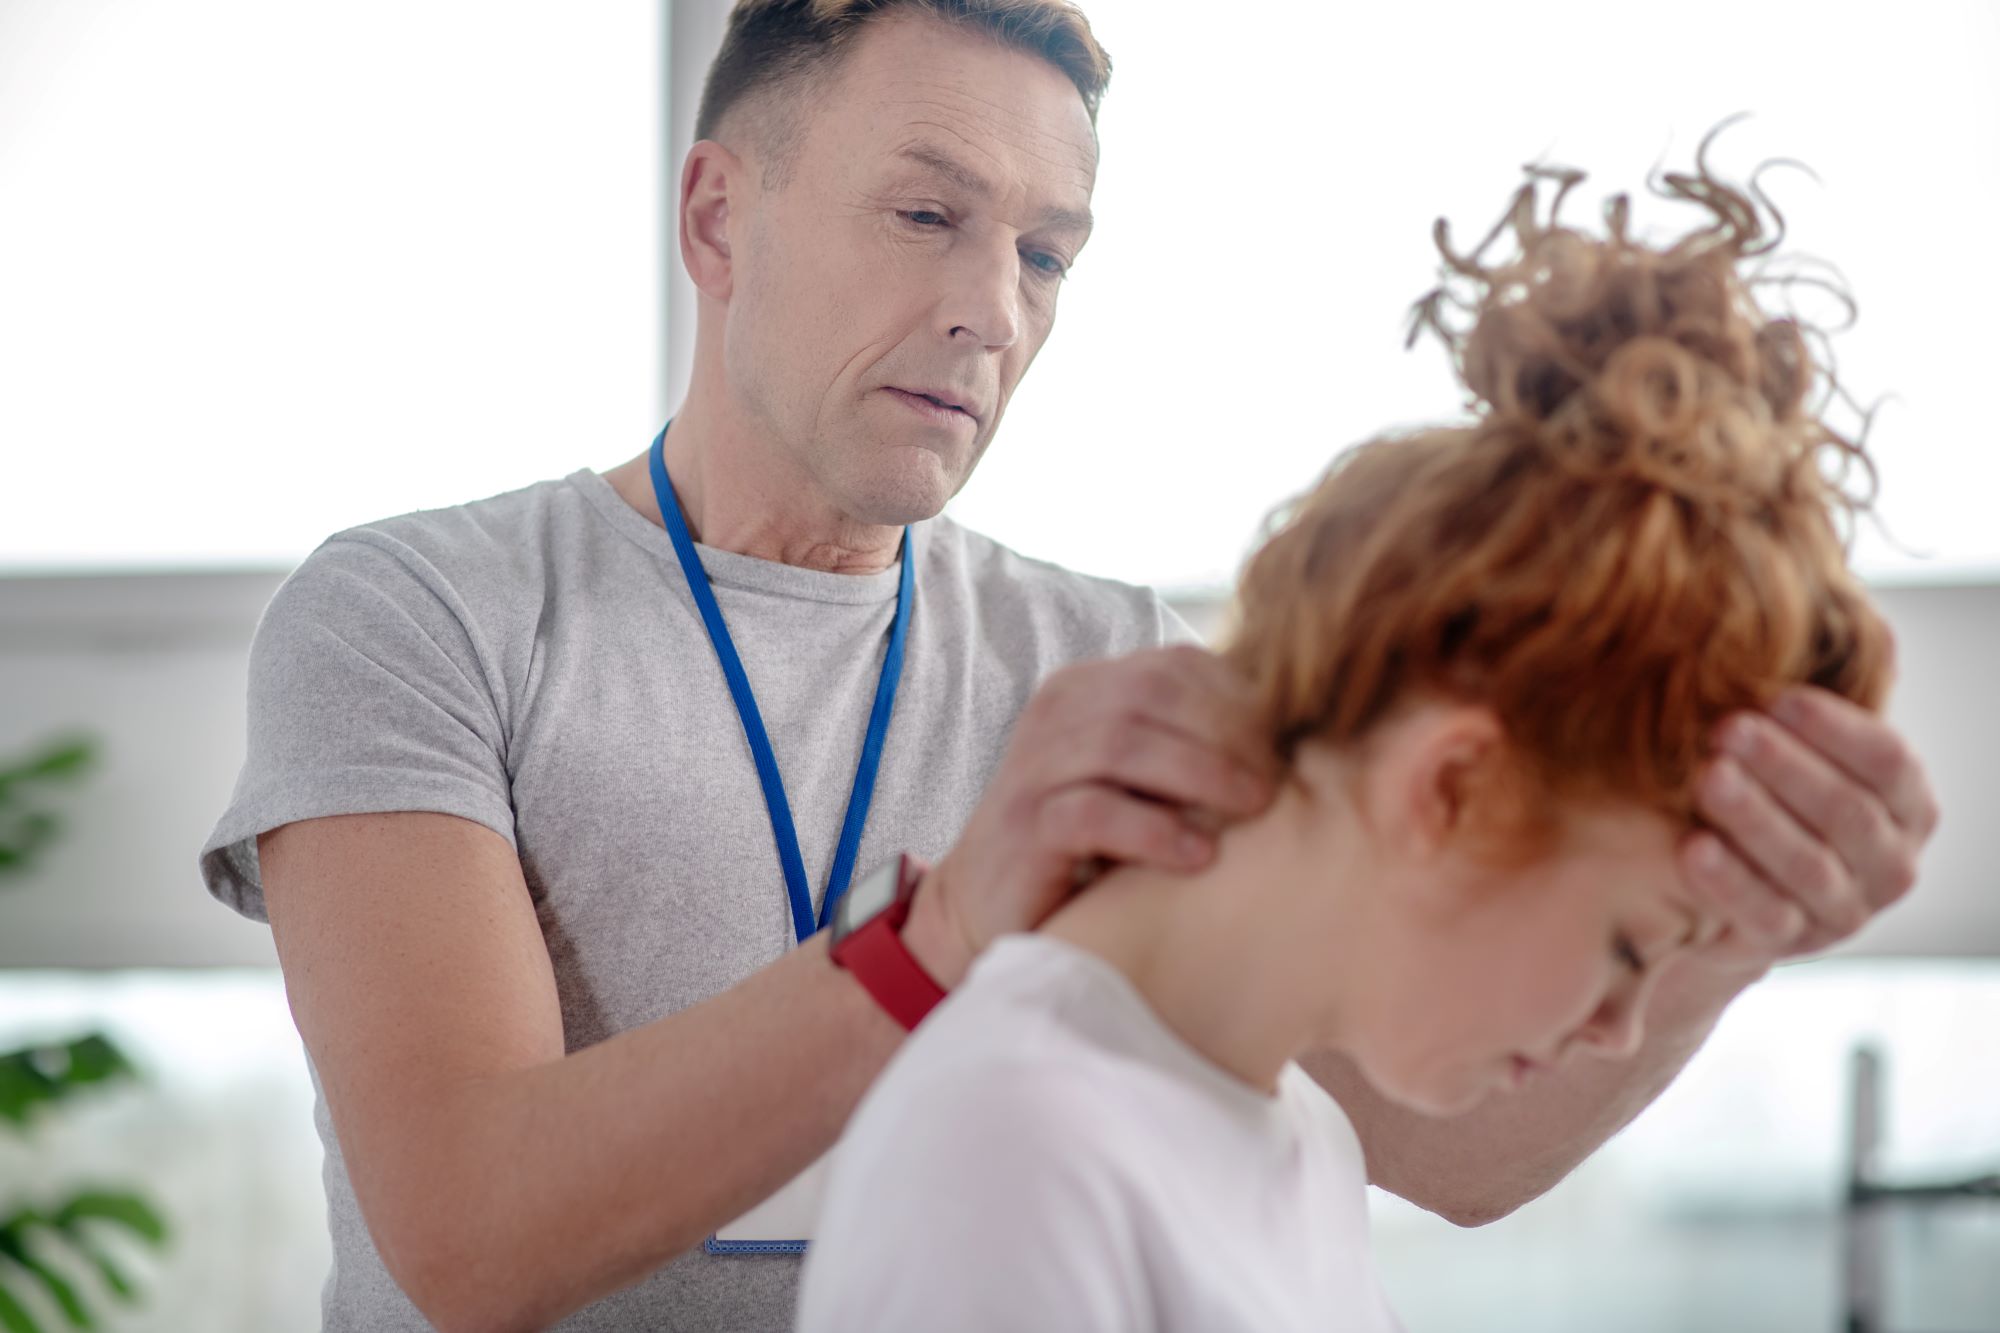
(900, 863, 976, 991)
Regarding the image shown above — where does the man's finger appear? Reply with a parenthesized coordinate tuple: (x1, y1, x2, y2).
(1070, 715, 1272, 819)
(1020, 709, 1268, 819)
(1716, 713, 1913, 911)
(1068, 646, 1270, 775)
(1135, 645, 1281, 784)
(1680, 831, 1807, 953)
(1041, 647, 1276, 793)
(1035, 784, 1213, 875)
(1694, 756, 1869, 940)
(1770, 687, 1939, 839)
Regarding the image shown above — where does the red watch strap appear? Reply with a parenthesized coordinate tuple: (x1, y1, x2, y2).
(840, 912, 948, 1031)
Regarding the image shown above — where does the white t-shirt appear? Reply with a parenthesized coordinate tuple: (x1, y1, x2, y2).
(797, 934, 1406, 1333)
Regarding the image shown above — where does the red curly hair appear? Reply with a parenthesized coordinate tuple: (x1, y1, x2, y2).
(1221, 125, 1892, 829)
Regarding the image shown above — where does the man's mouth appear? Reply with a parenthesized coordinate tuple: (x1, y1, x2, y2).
(885, 386, 978, 426)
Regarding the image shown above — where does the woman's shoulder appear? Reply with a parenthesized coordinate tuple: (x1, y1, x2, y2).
(804, 984, 1157, 1329)
(843, 937, 1163, 1170)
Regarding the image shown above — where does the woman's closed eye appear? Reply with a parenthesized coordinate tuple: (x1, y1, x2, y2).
(1612, 933, 1645, 973)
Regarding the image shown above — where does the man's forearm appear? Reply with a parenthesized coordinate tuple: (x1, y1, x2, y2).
(391, 931, 904, 1332)
(1301, 955, 1767, 1227)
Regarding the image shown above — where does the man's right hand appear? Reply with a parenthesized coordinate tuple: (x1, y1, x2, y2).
(915, 644, 1279, 984)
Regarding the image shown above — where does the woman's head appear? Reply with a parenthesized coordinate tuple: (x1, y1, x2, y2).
(1228, 130, 1894, 1114)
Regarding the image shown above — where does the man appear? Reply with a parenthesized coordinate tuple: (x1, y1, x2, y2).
(198, 2, 1938, 1330)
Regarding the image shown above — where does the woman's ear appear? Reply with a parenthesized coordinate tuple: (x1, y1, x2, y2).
(1365, 703, 1508, 863)
(679, 139, 743, 303)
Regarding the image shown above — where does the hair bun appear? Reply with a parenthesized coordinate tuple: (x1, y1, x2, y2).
(1219, 122, 1893, 824)
(1407, 125, 1874, 522)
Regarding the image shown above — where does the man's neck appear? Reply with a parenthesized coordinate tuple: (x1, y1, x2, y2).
(603, 398, 904, 575)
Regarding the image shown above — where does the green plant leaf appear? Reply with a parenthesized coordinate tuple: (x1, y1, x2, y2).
(0, 1210, 42, 1241)
(0, 813, 57, 846)
(0, 1061, 54, 1129)
(0, 1036, 139, 1135)
(0, 821, 58, 877)
(38, 1229, 129, 1307)
(22, 744, 93, 781)
(46, 1039, 133, 1089)
(0, 739, 97, 789)
(0, 1194, 166, 1324)
(0, 1235, 91, 1330)
(0, 737, 97, 880)
(0, 1279, 45, 1333)
(47, 1196, 166, 1249)
(0, 1195, 164, 1329)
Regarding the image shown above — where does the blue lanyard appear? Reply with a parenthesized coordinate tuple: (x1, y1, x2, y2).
(648, 426, 914, 945)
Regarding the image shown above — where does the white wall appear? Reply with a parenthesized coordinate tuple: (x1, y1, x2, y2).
(663, 0, 733, 415)
(0, 571, 1993, 967)
(0, 0, 667, 572)
(0, 574, 287, 966)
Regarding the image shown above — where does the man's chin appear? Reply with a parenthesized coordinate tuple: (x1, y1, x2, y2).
(839, 455, 967, 528)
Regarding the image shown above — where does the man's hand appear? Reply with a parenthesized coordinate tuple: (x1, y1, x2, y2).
(1315, 687, 1938, 1226)
(915, 645, 1277, 984)
(1679, 685, 1940, 976)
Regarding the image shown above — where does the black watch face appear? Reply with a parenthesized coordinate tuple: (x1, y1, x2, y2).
(836, 859, 901, 939)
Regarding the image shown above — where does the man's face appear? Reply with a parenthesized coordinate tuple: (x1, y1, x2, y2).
(718, 14, 1099, 525)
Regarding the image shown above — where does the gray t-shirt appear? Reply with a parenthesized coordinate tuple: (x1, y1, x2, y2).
(198, 466, 1186, 1331)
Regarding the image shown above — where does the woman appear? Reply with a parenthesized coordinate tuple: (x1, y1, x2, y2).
(796, 134, 1892, 1331)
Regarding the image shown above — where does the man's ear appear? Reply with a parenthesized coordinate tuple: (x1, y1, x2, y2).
(679, 139, 743, 302)
(1369, 703, 1507, 863)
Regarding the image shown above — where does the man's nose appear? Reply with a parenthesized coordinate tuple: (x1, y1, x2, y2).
(943, 242, 1021, 350)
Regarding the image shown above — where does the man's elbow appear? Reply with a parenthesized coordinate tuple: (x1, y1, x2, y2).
(391, 1235, 548, 1333)
(367, 1190, 550, 1333)
(374, 1222, 475, 1332)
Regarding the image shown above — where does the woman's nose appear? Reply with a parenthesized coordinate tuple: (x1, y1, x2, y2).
(1570, 979, 1648, 1061)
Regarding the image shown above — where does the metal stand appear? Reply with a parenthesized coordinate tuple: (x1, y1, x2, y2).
(1841, 1044, 2000, 1333)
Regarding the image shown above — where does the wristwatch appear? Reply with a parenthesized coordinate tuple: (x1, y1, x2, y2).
(828, 853, 948, 1031)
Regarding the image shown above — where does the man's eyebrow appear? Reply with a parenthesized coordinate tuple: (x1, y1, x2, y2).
(895, 144, 993, 198)
(892, 143, 1094, 236)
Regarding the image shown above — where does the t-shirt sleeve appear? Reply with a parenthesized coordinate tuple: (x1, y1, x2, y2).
(1153, 593, 1206, 647)
(796, 1063, 1152, 1333)
(197, 529, 517, 921)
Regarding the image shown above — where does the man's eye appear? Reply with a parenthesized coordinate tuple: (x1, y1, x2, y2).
(902, 210, 948, 227)
(1025, 250, 1068, 277)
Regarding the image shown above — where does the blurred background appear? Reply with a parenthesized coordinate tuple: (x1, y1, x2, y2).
(2, 1, 1996, 1329)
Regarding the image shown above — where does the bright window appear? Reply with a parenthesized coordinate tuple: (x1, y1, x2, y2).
(6, 4, 1995, 587)
(0, 1, 663, 571)
(943, 0, 2000, 591)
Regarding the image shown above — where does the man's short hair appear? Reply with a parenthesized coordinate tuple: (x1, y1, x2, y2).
(696, 0, 1112, 175)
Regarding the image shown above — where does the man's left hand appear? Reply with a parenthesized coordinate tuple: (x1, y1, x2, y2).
(1680, 685, 1940, 972)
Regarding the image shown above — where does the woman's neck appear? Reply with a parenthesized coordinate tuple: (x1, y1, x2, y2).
(1042, 783, 1361, 1096)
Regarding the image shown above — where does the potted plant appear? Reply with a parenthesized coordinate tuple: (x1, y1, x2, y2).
(0, 738, 171, 1332)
